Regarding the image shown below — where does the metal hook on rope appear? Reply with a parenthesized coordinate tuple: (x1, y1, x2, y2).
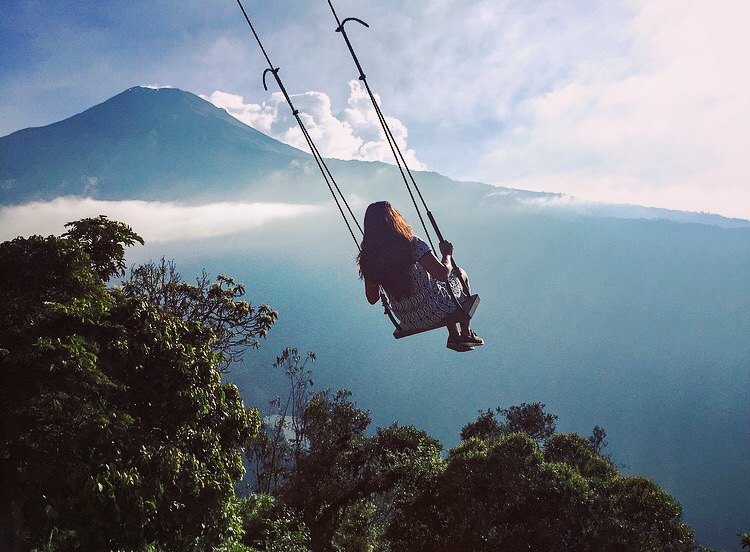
(262, 67, 278, 92)
(337, 17, 369, 32)
(333, 16, 369, 82)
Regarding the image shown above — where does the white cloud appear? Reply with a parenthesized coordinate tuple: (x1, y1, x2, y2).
(473, 0, 750, 220)
(201, 80, 426, 170)
(0, 197, 322, 243)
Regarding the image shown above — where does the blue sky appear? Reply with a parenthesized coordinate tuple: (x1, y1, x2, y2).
(2, 0, 749, 220)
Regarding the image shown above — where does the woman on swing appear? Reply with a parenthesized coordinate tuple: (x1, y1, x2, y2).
(358, 201, 484, 352)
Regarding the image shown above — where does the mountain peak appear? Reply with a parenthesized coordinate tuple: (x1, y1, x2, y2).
(0, 86, 307, 204)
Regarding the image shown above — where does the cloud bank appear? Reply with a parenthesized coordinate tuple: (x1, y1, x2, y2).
(201, 80, 426, 170)
(0, 197, 322, 243)
(471, 0, 750, 220)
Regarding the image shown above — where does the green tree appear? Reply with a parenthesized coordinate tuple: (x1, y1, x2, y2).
(282, 394, 442, 552)
(459, 401, 558, 444)
(0, 217, 266, 551)
(246, 348, 316, 496)
(123, 258, 277, 372)
(236, 494, 309, 552)
(244, 351, 442, 552)
(392, 405, 697, 552)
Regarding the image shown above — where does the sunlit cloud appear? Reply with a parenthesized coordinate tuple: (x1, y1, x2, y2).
(201, 80, 426, 170)
(473, 0, 750, 220)
(0, 197, 322, 243)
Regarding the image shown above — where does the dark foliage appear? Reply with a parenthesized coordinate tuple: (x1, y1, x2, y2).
(123, 258, 277, 372)
(0, 218, 262, 551)
(244, 352, 442, 552)
(460, 402, 557, 445)
(245, 377, 699, 552)
(387, 407, 697, 552)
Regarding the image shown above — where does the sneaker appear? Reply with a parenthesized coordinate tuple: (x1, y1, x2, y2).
(460, 330, 484, 347)
(447, 338, 475, 352)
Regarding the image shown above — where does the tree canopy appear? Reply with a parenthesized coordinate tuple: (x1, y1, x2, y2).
(244, 368, 702, 552)
(0, 217, 269, 551)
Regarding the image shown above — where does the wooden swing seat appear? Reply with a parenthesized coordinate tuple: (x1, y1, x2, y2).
(393, 294, 480, 339)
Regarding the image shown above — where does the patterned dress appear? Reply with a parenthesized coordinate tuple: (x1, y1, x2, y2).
(389, 237, 469, 330)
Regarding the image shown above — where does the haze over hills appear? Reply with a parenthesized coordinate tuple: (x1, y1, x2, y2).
(1, 86, 749, 550)
(2, 86, 749, 228)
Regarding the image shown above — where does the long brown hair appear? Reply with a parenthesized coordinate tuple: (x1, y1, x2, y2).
(357, 201, 416, 300)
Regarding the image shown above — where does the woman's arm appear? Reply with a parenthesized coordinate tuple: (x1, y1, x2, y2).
(364, 278, 381, 305)
(418, 240, 453, 282)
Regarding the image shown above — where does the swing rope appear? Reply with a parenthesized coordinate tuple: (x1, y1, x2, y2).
(326, 0, 472, 299)
(234, 0, 404, 332)
(326, 0, 437, 254)
(235, 0, 363, 250)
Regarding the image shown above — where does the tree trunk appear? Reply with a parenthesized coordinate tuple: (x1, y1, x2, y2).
(0, 498, 12, 552)
(0, 464, 23, 552)
(11, 500, 23, 552)
(0, 497, 23, 552)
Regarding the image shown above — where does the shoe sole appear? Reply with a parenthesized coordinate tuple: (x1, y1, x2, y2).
(447, 343, 475, 352)
(461, 341, 484, 347)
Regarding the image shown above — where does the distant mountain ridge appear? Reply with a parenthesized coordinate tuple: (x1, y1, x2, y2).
(1, 86, 747, 229)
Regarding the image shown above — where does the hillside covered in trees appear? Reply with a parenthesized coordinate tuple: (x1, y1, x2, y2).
(0, 218, 744, 551)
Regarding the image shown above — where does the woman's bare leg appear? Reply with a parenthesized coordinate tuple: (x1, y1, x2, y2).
(460, 316, 471, 338)
(453, 267, 472, 337)
(459, 316, 471, 337)
(456, 267, 471, 294)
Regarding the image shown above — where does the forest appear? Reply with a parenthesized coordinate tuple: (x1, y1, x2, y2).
(1, 216, 746, 551)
